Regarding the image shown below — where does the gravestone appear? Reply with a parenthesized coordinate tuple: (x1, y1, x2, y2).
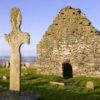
(86, 81, 94, 89)
(4, 8, 30, 91)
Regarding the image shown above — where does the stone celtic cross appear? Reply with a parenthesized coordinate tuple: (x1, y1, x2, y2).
(4, 8, 30, 91)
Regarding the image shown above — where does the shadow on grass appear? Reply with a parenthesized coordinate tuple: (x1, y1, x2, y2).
(21, 76, 100, 100)
(0, 80, 9, 92)
(21, 81, 100, 100)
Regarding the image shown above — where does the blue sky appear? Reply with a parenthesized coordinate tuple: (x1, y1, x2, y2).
(0, 0, 100, 56)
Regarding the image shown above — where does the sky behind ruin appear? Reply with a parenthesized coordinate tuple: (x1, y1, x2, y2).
(0, 0, 100, 56)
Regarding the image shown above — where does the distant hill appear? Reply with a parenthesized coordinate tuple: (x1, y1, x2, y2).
(0, 56, 36, 64)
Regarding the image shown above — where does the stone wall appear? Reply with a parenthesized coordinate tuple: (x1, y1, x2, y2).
(36, 7, 100, 77)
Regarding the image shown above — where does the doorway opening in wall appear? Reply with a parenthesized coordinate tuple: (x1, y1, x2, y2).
(62, 62, 73, 79)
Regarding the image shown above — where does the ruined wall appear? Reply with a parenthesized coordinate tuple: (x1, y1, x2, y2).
(37, 7, 100, 77)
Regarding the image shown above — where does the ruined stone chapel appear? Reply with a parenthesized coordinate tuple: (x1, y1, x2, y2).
(37, 7, 100, 78)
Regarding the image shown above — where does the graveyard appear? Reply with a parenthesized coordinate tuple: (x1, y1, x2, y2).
(0, 67, 100, 100)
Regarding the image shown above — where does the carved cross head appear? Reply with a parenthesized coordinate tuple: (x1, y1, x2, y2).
(4, 8, 30, 48)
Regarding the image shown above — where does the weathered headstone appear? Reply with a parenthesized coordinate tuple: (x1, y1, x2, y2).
(86, 81, 94, 89)
(4, 8, 30, 91)
(2, 76, 8, 80)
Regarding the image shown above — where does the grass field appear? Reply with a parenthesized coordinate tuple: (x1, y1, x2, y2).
(0, 67, 100, 100)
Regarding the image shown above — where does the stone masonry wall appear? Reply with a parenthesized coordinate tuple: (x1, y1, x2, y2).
(37, 7, 100, 77)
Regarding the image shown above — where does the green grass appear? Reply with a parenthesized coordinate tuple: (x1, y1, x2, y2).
(0, 67, 100, 100)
